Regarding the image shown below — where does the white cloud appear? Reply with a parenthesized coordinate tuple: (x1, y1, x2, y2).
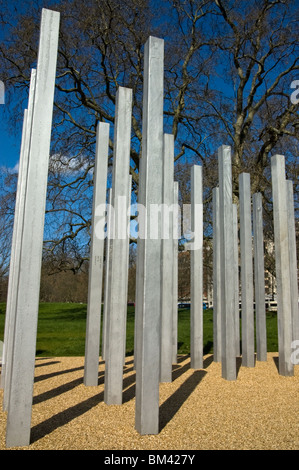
(49, 153, 91, 175)
(12, 162, 19, 173)
(1, 153, 91, 178)
(0, 162, 19, 174)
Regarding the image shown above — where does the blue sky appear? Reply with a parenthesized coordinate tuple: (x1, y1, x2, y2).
(0, 106, 22, 171)
(0, 1, 27, 171)
(1, 0, 297, 174)
(0, 1, 55, 172)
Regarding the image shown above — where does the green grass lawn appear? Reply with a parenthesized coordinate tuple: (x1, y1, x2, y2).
(0, 302, 278, 357)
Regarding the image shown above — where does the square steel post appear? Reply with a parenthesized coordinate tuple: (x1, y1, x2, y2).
(253, 192, 267, 362)
(190, 165, 203, 369)
(135, 36, 164, 435)
(212, 187, 221, 363)
(218, 145, 236, 380)
(123, 174, 132, 363)
(84, 122, 109, 386)
(2, 69, 36, 406)
(286, 181, 299, 343)
(271, 155, 294, 376)
(6, 9, 60, 447)
(233, 203, 240, 357)
(102, 188, 113, 361)
(1, 109, 28, 394)
(239, 173, 255, 367)
(172, 181, 179, 364)
(104, 87, 132, 404)
(160, 134, 174, 382)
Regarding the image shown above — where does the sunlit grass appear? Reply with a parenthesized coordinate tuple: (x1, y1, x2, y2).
(0, 302, 278, 357)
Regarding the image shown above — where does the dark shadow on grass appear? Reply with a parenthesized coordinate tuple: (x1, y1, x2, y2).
(125, 350, 134, 357)
(203, 341, 213, 355)
(159, 369, 207, 432)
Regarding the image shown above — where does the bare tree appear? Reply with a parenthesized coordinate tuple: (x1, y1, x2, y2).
(0, 169, 17, 299)
(0, 0, 297, 278)
(212, 0, 299, 191)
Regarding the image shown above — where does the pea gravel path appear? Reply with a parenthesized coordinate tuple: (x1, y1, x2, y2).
(0, 353, 298, 450)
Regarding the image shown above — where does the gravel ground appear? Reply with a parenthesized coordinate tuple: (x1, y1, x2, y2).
(0, 353, 298, 450)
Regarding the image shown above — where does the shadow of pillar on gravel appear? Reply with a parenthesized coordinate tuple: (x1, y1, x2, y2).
(30, 367, 136, 443)
(30, 389, 105, 444)
(33, 371, 106, 405)
(30, 356, 211, 444)
(159, 369, 207, 432)
(272, 355, 279, 373)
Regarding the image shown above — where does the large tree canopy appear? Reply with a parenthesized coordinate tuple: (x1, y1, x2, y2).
(0, 0, 298, 272)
